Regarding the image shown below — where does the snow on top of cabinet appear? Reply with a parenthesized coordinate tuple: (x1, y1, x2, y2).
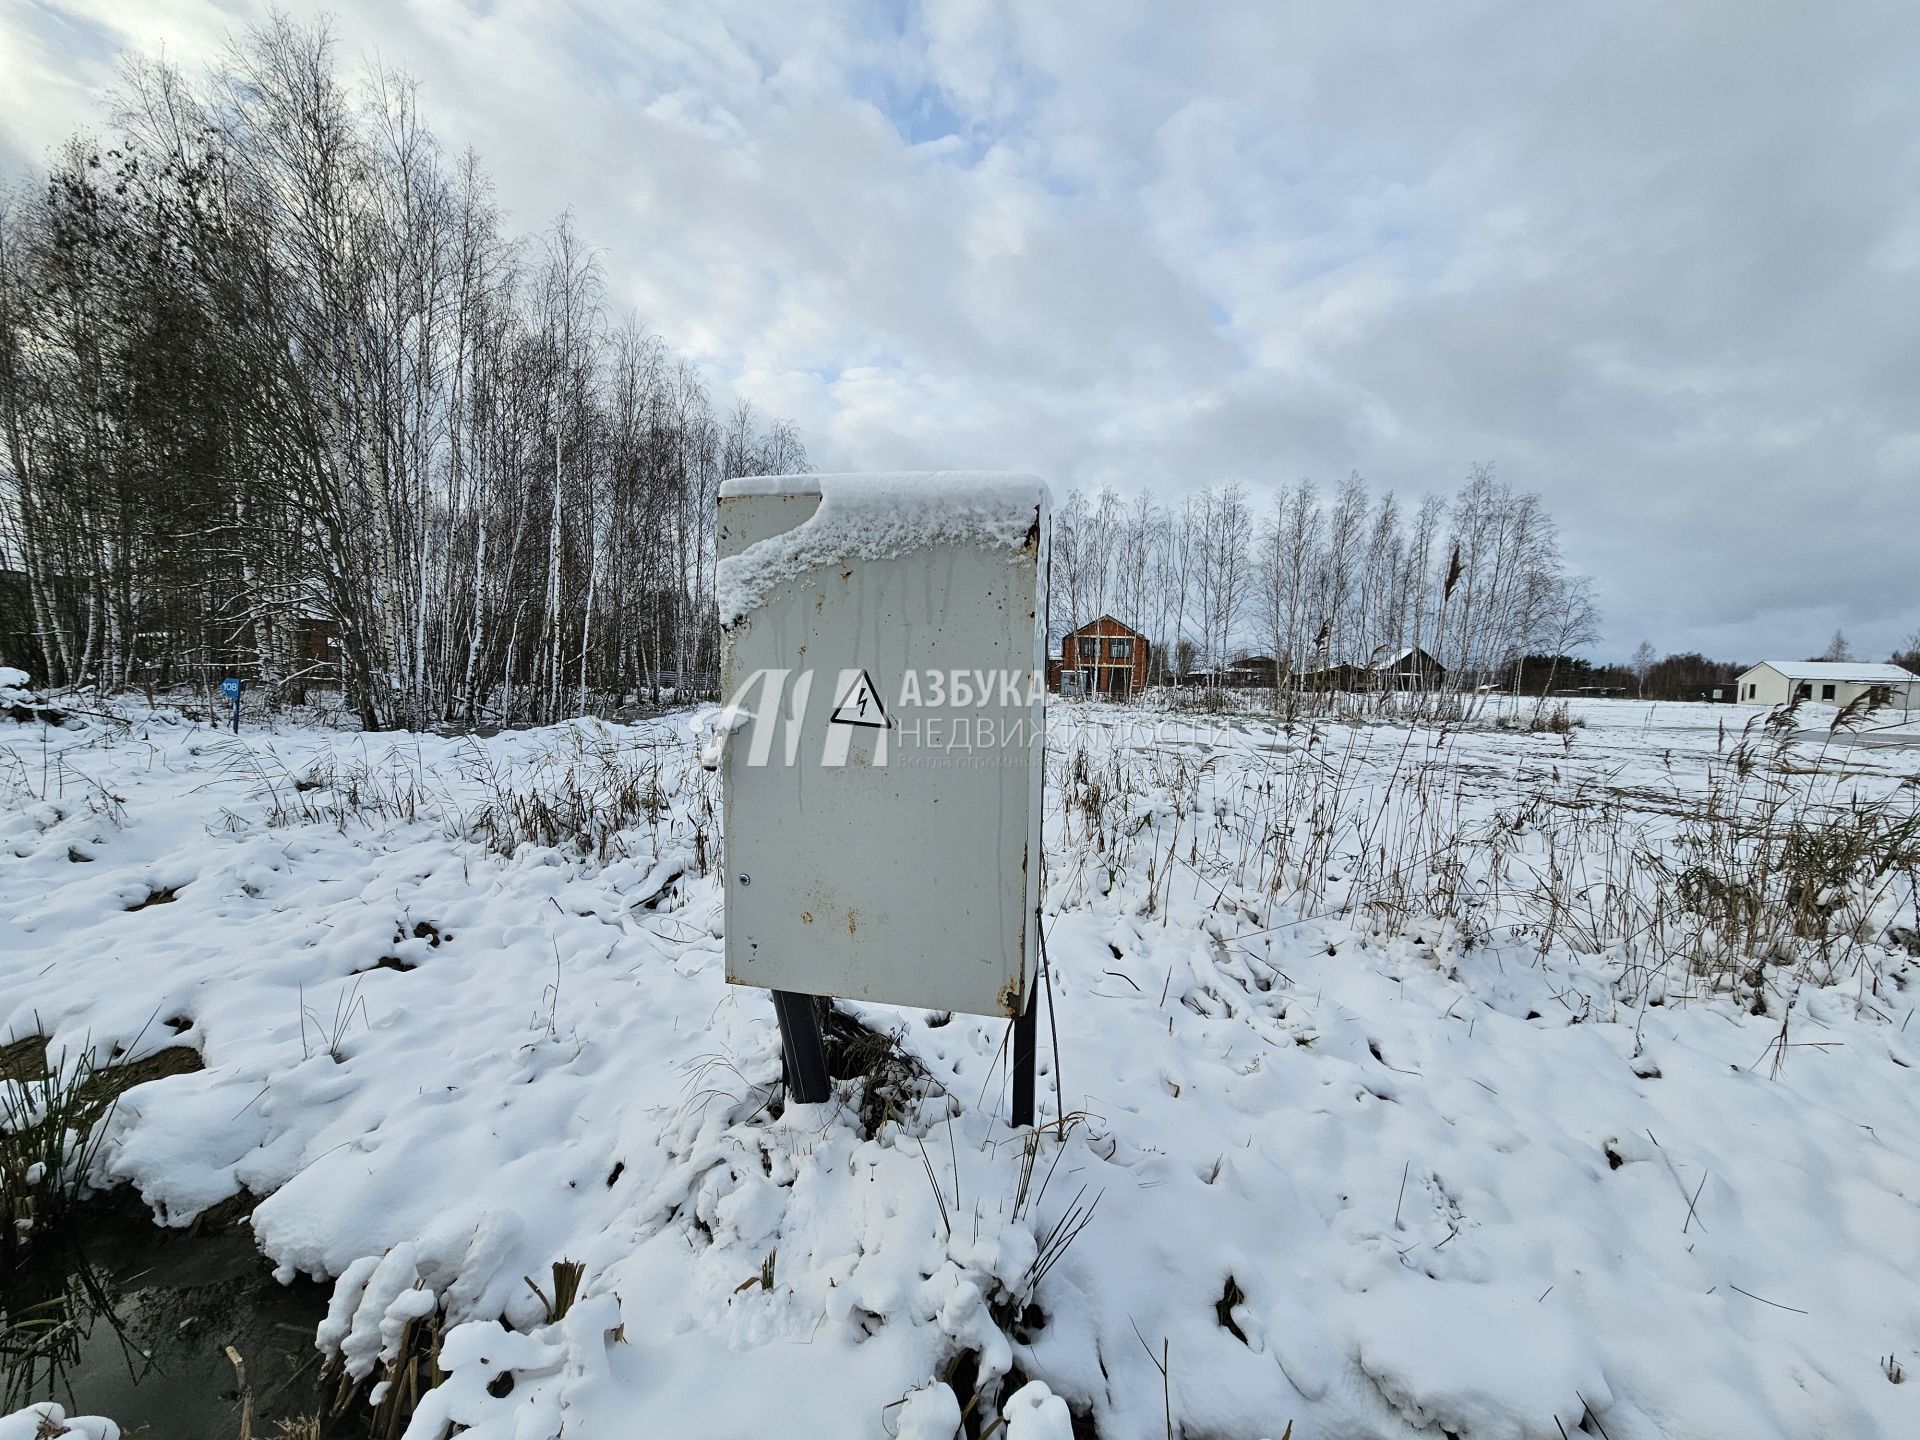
(715, 471, 1049, 627)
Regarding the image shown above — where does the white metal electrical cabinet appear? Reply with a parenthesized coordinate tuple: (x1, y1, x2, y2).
(716, 473, 1048, 1018)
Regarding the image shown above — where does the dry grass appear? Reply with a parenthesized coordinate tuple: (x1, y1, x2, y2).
(525, 1259, 585, 1325)
(324, 1298, 443, 1440)
(221, 697, 1920, 1026)
(235, 723, 706, 870)
(1060, 701, 1919, 1011)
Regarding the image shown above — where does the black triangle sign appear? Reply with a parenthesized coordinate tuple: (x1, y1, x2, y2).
(830, 669, 890, 728)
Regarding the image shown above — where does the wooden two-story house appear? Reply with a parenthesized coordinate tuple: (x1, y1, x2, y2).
(1046, 616, 1151, 699)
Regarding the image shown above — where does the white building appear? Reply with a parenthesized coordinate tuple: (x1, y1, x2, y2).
(1734, 661, 1920, 712)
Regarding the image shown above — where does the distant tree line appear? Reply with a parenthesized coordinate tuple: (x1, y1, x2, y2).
(1050, 463, 1599, 711)
(0, 17, 805, 729)
(1518, 651, 1742, 702)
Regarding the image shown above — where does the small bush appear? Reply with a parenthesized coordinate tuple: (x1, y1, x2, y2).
(1530, 702, 1580, 733)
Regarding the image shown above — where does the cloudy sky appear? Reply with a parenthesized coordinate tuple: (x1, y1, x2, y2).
(4, 0, 1917, 662)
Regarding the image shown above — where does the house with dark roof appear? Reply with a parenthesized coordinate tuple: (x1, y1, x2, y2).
(1293, 645, 1447, 692)
(1367, 646, 1446, 691)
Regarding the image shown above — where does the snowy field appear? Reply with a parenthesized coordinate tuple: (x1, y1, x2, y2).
(4, 696, 1920, 1439)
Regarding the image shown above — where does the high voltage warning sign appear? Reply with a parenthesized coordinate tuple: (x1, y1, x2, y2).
(829, 669, 890, 728)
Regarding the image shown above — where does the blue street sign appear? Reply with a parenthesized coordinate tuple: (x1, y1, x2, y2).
(219, 677, 241, 698)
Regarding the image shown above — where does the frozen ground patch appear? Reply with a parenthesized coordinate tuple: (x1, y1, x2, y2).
(3, 699, 1918, 1438)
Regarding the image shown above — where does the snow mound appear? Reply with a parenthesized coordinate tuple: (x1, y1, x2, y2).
(895, 1383, 962, 1438)
(1003, 1380, 1074, 1438)
(0, 1405, 119, 1440)
(1, 667, 60, 723)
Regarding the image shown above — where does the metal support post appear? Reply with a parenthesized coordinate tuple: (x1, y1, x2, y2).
(772, 989, 830, 1104)
(1011, 993, 1037, 1128)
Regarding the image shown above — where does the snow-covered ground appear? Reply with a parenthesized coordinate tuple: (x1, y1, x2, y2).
(4, 697, 1919, 1438)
